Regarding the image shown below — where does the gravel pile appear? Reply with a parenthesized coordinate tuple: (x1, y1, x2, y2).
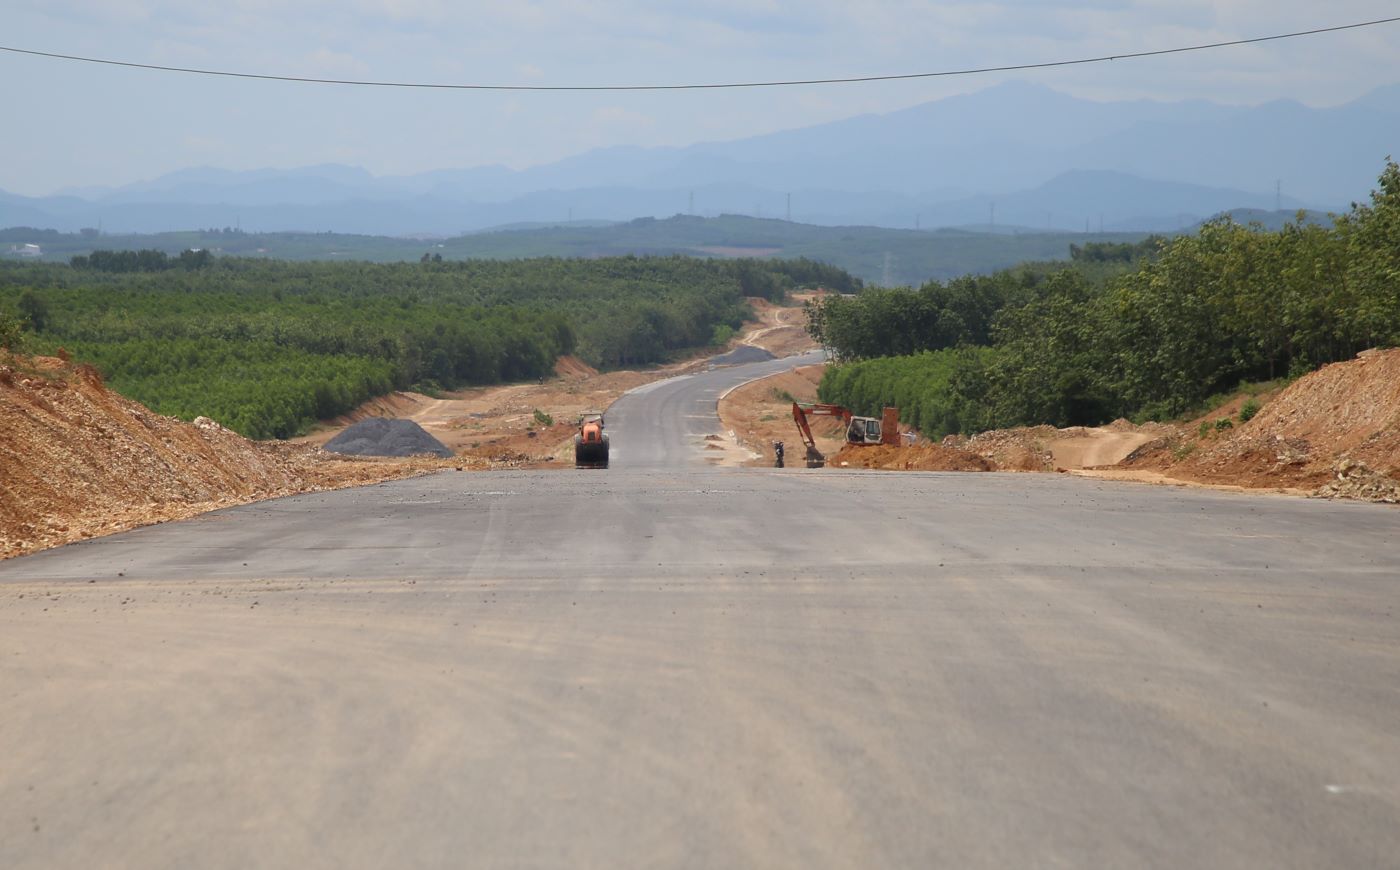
(323, 417, 454, 458)
(710, 345, 776, 366)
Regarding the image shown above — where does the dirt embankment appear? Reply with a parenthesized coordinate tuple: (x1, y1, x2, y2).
(718, 364, 1169, 473)
(1119, 348, 1400, 501)
(0, 355, 460, 560)
(739, 295, 821, 358)
(717, 347, 1400, 502)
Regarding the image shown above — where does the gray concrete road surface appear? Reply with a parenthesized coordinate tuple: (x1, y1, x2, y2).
(2, 354, 1399, 869)
(605, 349, 823, 467)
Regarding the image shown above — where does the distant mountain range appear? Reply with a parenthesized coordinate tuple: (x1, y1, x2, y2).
(4, 81, 1396, 235)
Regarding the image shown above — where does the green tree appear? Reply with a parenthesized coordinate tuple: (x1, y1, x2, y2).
(1338, 158, 1400, 349)
(0, 311, 21, 350)
(16, 290, 48, 332)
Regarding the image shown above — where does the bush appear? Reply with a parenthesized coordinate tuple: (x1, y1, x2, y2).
(1214, 418, 1234, 431)
(533, 409, 553, 427)
(711, 324, 735, 346)
(818, 347, 998, 439)
(0, 312, 21, 350)
(1239, 398, 1260, 423)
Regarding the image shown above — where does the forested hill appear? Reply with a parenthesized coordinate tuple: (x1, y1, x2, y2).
(812, 160, 1400, 439)
(1, 217, 1145, 287)
(0, 255, 853, 439)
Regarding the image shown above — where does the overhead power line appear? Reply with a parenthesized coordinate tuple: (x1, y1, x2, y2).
(1, 17, 1397, 92)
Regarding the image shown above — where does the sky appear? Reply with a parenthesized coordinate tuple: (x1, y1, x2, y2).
(3, 1, 1399, 195)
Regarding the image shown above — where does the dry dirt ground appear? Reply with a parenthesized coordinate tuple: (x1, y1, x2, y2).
(1118, 348, 1400, 502)
(716, 348, 1400, 504)
(717, 365, 1158, 473)
(0, 354, 464, 560)
(293, 356, 672, 469)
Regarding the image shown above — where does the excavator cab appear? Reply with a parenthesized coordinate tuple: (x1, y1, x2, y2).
(847, 416, 882, 445)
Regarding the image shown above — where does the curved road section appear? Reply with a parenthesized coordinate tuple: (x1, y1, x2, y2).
(2, 350, 1399, 869)
(606, 349, 823, 467)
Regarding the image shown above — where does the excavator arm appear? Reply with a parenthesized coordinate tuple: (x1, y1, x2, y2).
(791, 402, 901, 468)
(791, 403, 851, 468)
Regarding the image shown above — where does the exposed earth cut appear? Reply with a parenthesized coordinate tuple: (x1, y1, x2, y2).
(0, 355, 457, 559)
(717, 347, 1400, 504)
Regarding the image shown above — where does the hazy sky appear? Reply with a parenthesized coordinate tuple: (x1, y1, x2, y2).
(4, 1, 1399, 195)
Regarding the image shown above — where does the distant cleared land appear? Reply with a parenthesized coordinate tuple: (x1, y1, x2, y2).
(1, 216, 1146, 286)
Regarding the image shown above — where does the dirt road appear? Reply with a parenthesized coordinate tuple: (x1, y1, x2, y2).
(1049, 428, 1157, 468)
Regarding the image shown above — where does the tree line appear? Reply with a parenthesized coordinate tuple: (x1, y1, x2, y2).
(816, 160, 1400, 436)
(1, 253, 851, 438)
(69, 248, 214, 272)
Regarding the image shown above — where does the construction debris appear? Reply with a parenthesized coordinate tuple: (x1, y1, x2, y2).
(1313, 459, 1400, 503)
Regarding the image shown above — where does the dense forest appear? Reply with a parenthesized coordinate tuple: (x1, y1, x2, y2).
(814, 160, 1400, 438)
(0, 254, 851, 438)
(1, 218, 1146, 287)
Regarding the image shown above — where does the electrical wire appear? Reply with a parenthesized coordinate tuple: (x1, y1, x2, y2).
(1, 16, 1397, 92)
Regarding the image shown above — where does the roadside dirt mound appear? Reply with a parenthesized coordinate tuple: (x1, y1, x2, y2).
(318, 390, 431, 429)
(553, 355, 599, 379)
(948, 421, 1172, 472)
(1123, 348, 1400, 500)
(830, 443, 993, 472)
(951, 426, 1056, 471)
(323, 417, 454, 458)
(1237, 348, 1400, 471)
(0, 354, 457, 559)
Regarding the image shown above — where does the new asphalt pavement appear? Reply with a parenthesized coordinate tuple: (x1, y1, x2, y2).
(2, 351, 1397, 869)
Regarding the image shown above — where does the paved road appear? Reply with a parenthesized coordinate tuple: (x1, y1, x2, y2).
(605, 350, 823, 467)
(2, 355, 1399, 869)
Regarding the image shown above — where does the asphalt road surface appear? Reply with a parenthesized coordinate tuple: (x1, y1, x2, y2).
(605, 349, 824, 467)
(3, 352, 1399, 869)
